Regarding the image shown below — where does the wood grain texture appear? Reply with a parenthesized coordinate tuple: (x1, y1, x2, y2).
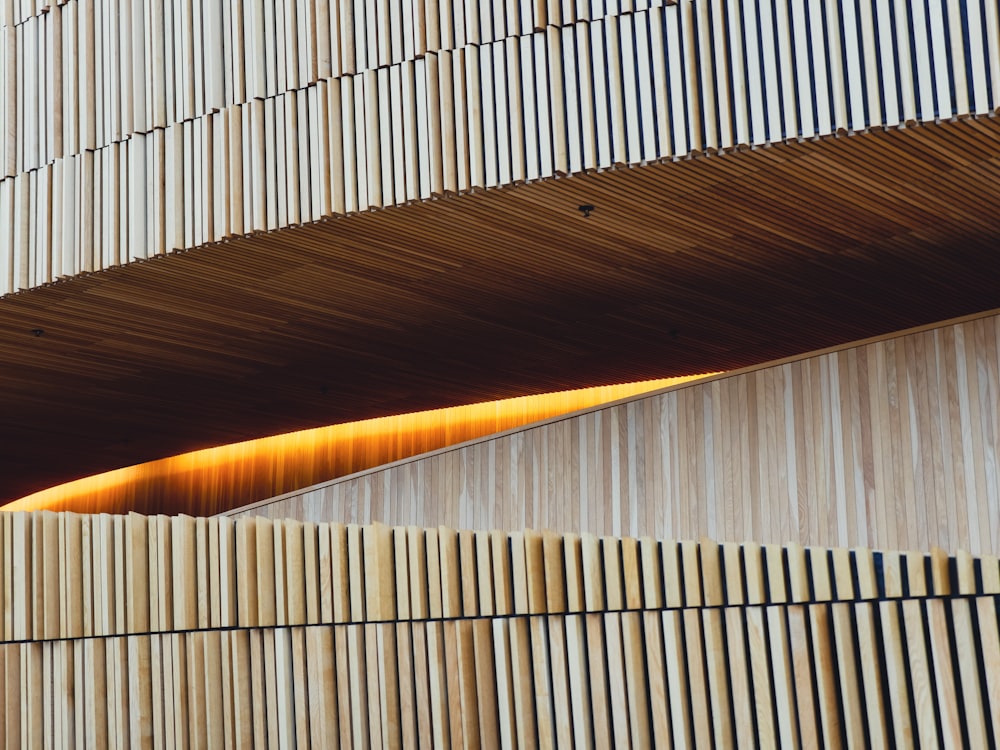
(0, 2, 999, 502)
(0, 511, 997, 747)
(3, 0, 993, 286)
(239, 310, 1000, 555)
(0, 126, 995, 503)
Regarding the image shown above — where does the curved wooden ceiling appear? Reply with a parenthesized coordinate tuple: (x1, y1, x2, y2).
(1, 376, 708, 515)
(2, 118, 1000, 502)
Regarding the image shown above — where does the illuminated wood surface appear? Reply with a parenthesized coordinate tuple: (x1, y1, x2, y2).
(240, 308, 1000, 554)
(1, 119, 1000, 503)
(1, 0, 998, 292)
(0, 0, 999, 503)
(2, 376, 704, 515)
(1, 510, 1000, 747)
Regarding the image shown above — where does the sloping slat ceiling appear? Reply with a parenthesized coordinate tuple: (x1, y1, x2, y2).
(0, 117, 998, 500)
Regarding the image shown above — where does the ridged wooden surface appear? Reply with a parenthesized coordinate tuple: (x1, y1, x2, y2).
(238, 310, 1000, 555)
(1, 0, 998, 293)
(1, 510, 1000, 747)
(3, 119, 1000, 505)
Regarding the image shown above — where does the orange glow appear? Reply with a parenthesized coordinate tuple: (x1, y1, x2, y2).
(3, 375, 714, 516)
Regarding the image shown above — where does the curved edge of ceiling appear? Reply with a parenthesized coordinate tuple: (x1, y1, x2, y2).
(225, 305, 1000, 519)
(1, 375, 714, 516)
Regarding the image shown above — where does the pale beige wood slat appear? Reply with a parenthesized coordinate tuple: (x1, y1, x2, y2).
(877, 600, 915, 747)
(440, 526, 462, 620)
(410, 621, 434, 749)
(582, 612, 612, 748)
(376, 622, 402, 750)
(235, 518, 258, 628)
(472, 617, 500, 749)
(766, 605, 800, 748)
(1, 645, 15, 747)
(544, 614, 572, 748)
(563, 613, 593, 749)
(346, 623, 371, 747)
(255, 517, 277, 627)
(1, 515, 10, 641)
(975, 596, 1000, 743)
(808, 605, 843, 749)
(248, 630, 271, 748)
(925, 598, 963, 748)
(981, 554, 1000, 594)
(443, 620, 467, 748)
(854, 602, 890, 749)
(406, 525, 429, 621)
(602, 612, 631, 748)
(203, 630, 225, 748)
(187, 632, 208, 749)
(473, 530, 493, 617)
(172, 515, 198, 632)
(425, 527, 444, 621)
(459, 529, 479, 617)
(12, 512, 1000, 746)
(301, 521, 320, 625)
(280, 519, 303, 626)
(661, 609, 691, 748)
(580, 533, 603, 612)
(395, 622, 418, 750)
(347, 523, 366, 622)
(425, 620, 451, 749)
(123, 514, 149, 638)
(525, 530, 547, 615)
(491, 529, 513, 617)
(743, 543, 765, 606)
(901, 599, 941, 748)
(722, 606, 756, 750)
(363, 522, 395, 622)
(491, 618, 517, 750)
(831, 602, 867, 748)
(950, 598, 990, 748)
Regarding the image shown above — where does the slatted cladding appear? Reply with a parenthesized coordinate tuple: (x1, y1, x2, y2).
(1, 0, 999, 294)
(1, 512, 1000, 747)
(241, 311, 1000, 555)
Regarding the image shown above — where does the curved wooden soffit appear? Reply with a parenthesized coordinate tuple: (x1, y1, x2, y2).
(1, 376, 709, 515)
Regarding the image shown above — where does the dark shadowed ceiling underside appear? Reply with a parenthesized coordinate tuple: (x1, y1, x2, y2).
(2, 117, 1000, 501)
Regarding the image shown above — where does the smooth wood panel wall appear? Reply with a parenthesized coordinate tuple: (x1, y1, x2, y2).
(238, 310, 1000, 555)
(2, 510, 1000, 748)
(0, 0, 998, 295)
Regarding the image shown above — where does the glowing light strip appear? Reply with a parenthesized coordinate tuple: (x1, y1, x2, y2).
(3, 375, 714, 515)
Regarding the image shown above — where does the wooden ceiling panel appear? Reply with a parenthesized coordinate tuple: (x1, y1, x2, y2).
(2, 120, 1000, 502)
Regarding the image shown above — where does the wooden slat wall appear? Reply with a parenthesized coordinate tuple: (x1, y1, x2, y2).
(238, 310, 1000, 555)
(0, 0, 998, 295)
(2, 510, 1000, 748)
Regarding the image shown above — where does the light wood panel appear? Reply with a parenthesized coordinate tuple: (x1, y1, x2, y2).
(1, 510, 1000, 748)
(239, 308, 1000, 554)
(0, 0, 998, 292)
(2, 510, 1000, 638)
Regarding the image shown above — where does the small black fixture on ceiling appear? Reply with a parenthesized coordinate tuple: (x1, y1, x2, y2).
(578, 204, 595, 218)
(30, 328, 44, 337)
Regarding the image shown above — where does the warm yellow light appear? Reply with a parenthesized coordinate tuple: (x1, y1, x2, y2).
(4, 375, 715, 516)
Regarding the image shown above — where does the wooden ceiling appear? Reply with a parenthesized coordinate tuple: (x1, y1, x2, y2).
(2, 117, 1000, 503)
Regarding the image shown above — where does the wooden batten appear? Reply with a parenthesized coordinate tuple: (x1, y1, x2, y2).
(15, 512, 1000, 744)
